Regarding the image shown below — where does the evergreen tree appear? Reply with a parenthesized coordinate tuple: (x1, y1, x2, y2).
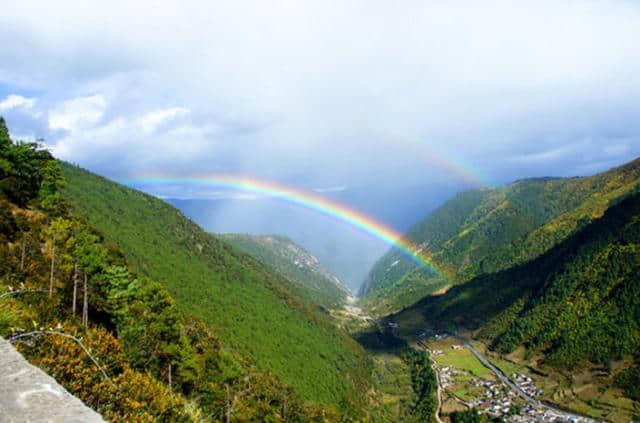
(0, 117, 11, 150)
(39, 160, 67, 216)
(0, 115, 53, 206)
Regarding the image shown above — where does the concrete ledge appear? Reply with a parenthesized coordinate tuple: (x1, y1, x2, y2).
(0, 337, 105, 423)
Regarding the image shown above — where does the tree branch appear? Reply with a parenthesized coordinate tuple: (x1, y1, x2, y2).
(9, 330, 119, 390)
(0, 289, 48, 300)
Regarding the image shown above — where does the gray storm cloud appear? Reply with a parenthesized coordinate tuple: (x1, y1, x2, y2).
(1, 0, 639, 186)
(2, 1, 640, 287)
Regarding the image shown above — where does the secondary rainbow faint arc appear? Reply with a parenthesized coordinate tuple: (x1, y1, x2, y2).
(373, 130, 491, 189)
(125, 175, 444, 277)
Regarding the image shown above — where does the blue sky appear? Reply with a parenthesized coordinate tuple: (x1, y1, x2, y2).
(2, 1, 640, 288)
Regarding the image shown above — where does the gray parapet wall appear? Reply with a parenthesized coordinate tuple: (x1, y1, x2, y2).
(0, 337, 105, 423)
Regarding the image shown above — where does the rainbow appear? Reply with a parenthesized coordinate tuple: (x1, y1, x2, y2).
(409, 144, 490, 188)
(374, 130, 492, 189)
(124, 175, 445, 277)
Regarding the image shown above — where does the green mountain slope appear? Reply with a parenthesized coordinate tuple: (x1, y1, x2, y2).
(361, 158, 640, 314)
(60, 163, 371, 412)
(0, 117, 351, 421)
(219, 234, 349, 310)
(413, 189, 640, 369)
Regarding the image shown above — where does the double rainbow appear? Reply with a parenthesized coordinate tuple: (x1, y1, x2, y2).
(125, 174, 445, 277)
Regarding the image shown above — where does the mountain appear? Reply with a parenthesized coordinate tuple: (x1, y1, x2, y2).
(1, 118, 363, 420)
(219, 234, 350, 310)
(409, 189, 640, 368)
(59, 163, 371, 413)
(360, 158, 640, 315)
(167, 183, 459, 291)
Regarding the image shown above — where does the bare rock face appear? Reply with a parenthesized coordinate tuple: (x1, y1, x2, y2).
(0, 337, 104, 423)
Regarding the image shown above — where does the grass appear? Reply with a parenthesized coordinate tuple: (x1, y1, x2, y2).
(488, 356, 527, 378)
(599, 389, 636, 410)
(0, 298, 24, 334)
(367, 352, 414, 422)
(452, 386, 478, 402)
(499, 347, 638, 423)
(431, 340, 491, 378)
(432, 337, 639, 423)
(564, 399, 606, 420)
(435, 349, 490, 378)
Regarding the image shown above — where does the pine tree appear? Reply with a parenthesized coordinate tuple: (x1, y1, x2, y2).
(0, 117, 10, 150)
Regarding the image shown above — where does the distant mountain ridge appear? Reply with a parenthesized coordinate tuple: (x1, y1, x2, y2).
(219, 234, 349, 309)
(360, 157, 640, 315)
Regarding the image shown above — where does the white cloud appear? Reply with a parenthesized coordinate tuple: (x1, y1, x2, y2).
(50, 110, 224, 175)
(312, 185, 348, 193)
(140, 186, 263, 201)
(603, 143, 631, 157)
(506, 145, 580, 164)
(190, 192, 262, 200)
(48, 95, 106, 131)
(139, 107, 189, 133)
(0, 94, 36, 111)
(1, 0, 639, 186)
(5, 1, 640, 286)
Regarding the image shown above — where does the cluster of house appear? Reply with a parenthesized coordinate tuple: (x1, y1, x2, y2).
(437, 365, 457, 389)
(512, 373, 543, 397)
(433, 332, 450, 341)
(510, 404, 597, 423)
(419, 329, 598, 423)
(469, 378, 596, 422)
(471, 378, 518, 417)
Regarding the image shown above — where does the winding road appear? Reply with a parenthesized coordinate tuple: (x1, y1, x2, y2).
(453, 334, 597, 422)
(454, 336, 539, 405)
(416, 339, 443, 423)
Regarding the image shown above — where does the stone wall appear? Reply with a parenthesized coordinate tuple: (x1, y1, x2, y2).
(0, 337, 104, 423)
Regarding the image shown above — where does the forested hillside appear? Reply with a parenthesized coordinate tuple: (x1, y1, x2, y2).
(407, 189, 640, 394)
(60, 163, 372, 414)
(361, 159, 640, 314)
(0, 117, 348, 421)
(220, 234, 349, 310)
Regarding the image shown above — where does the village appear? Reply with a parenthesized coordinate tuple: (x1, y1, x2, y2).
(435, 363, 597, 422)
(429, 341, 598, 423)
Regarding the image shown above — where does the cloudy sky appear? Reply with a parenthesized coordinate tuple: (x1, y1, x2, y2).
(2, 1, 640, 288)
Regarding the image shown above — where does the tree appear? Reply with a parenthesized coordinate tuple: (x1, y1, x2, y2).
(83, 272, 89, 326)
(0, 117, 10, 150)
(43, 217, 74, 299)
(74, 227, 106, 326)
(0, 122, 52, 206)
(72, 261, 78, 315)
(38, 160, 67, 216)
(113, 279, 198, 389)
(75, 229, 106, 275)
(405, 349, 438, 422)
(450, 410, 491, 423)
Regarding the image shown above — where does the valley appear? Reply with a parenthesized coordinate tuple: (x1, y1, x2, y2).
(4, 3, 640, 422)
(377, 314, 636, 422)
(0, 115, 638, 422)
(219, 233, 350, 310)
(347, 159, 640, 421)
